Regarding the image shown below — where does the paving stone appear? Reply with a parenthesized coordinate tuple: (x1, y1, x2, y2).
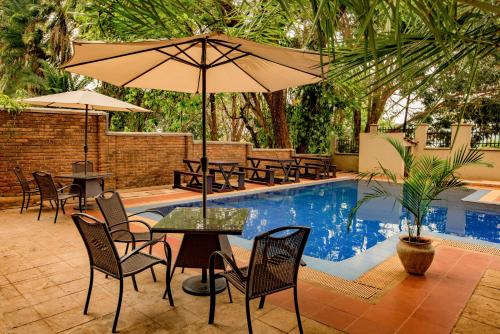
(3, 306, 42, 329)
(452, 316, 500, 334)
(289, 319, 344, 333)
(259, 307, 301, 333)
(6, 319, 55, 334)
(462, 295, 500, 328)
(475, 284, 500, 301)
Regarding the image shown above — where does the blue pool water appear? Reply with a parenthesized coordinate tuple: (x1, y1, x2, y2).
(152, 180, 500, 262)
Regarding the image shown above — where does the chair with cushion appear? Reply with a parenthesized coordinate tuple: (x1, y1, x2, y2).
(71, 213, 174, 333)
(208, 226, 310, 334)
(32, 171, 82, 223)
(12, 166, 39, 213)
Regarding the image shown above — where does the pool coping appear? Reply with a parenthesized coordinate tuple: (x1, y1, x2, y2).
(129, 178, 500, 281)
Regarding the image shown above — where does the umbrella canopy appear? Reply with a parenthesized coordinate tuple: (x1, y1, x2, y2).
(22, 89, 149, 112)
(62, 33, 327, 217)
(23, 90, 150, 175)
(62, 33, 327, 93)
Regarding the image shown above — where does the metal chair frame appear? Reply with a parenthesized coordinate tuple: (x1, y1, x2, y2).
(208, 226, 310, 334)
(12, 166, 39, 213)
(32, 171, 82, 223)
(72, 213, 174, 333)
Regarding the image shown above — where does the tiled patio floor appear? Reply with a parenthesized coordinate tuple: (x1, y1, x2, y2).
(1, 185, 499, 333)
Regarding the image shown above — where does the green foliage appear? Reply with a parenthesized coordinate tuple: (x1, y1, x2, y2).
(0, 92, 27, 115)
(349, 138, 491, 239)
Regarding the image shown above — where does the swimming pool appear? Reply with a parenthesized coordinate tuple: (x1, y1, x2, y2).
(149, 180, 500, 263)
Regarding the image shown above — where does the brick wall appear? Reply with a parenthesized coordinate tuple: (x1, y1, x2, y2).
(0, 108, 297, 197)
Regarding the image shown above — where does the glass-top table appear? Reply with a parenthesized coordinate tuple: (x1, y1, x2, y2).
(55, 172, 113, 209)
(152, 207, 249, 296)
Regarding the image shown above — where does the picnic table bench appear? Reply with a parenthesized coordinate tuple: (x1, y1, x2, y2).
(292, 154, 336, 178)
(174, 159, 243, 193)
(247, 157, 298, 184)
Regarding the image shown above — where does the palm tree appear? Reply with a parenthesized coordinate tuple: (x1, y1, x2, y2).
(349, 137, 490, 241)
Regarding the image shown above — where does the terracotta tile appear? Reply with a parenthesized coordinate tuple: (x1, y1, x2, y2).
(346, 317, 395, 334)
(328, 295, 370, 316)
(398, 315, 450, 334)
(360, 306, 410, 331)
(312, 305, 358, 331)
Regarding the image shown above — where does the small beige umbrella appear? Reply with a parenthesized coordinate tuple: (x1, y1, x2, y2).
(23, 89, 149, 174)
(62, 32, 328, 216)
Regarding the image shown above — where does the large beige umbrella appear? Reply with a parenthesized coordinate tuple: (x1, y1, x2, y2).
(23, 89, 149, 174)
(62, 32, 328, 215)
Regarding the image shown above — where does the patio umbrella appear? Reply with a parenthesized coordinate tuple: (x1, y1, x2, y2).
(23, 90, 149, 174)
(61, 33, 328, 217)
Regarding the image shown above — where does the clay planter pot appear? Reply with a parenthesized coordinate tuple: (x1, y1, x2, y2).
(396, 236, 435, 275)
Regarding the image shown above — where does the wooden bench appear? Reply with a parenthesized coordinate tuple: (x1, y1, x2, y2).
(173, 170, 214, 194)
(293, 164, 323, 180)
(238, 167, 275, 186)
(265, 165, 301, 183)
(209, 169, 245, 191)
(305, 163, 337, 178)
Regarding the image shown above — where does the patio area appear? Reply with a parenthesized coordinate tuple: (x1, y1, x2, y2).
(1, 184, 499, 334)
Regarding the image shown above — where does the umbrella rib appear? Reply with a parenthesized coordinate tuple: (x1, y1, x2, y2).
(155, 49, 199, 68)
(62, 39, 201, 69)
(210, 40, 325, 78)
(208, 53, 250, 68)
(121, 42, 199, 87)
(174, 44, 200, 66)
(207, 43, 244, 67)
(208, 41, 271, 92)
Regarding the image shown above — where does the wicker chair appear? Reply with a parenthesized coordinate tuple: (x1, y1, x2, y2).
(208, 226, 310, 334)
(71, 213, 174, 333)
(12, 166, 39, 214)
(32, 171, 82, 224)
(72, 161, 94, 173)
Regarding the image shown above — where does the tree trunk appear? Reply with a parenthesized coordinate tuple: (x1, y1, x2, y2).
(264, 90, 291, 148)
(208, 93, 218, 140)
(353, 108, 361, 141)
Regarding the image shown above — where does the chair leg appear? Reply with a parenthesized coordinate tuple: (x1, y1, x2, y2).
(245, 298, 253, 334)
(60, 200, 66, 215)
(293, 286, 304, 334)
(84, 268, 94, 314)
(37, 199, 43, 221)
(124, 243, 129, 254)
(20, 192, 26, 214)
(208, 272, 216, 324)
(258, 296, 266, 309)
(162, 263, 174, 306)
(226, 278, 233, 303)
(150, 267, 157, 282)
(112, 279, 124, 333)
(49, 200, 54, 209)
(131, 275, 138, 291)
(26, 192, 31, 211)
(54, 202, 59, 224)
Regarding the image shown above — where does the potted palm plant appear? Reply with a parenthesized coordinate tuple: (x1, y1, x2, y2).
(349, 137, 490, 275)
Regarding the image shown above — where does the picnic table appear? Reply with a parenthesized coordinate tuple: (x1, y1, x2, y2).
(292, 154, 335, 178)
(55, 172, 112, 209)
(152, 207, 249, 296)
(183, 159, 242, 192)
(247, 156, 297, 184)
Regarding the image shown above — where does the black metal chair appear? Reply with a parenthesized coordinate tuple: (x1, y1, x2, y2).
(72, 161, 94, 174)
(71, 213, 174, 333)
(32, 171, 82, 224)
(208, 226, 310, 334)
(12, 166, 39, 213)
(96, 191, 167, 287)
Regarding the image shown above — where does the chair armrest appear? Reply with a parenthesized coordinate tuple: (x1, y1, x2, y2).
(119, 236, 170, 263)
(110, 229, 136, 250)
(58, 184, 82, 196)
(209, 251, 246, 280)
(128, 209, 165, 218)
(124, 219, 153, 240)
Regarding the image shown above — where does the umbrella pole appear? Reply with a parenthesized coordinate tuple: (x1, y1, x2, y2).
(201, 38, 208, 219)
(84, 104, 88, 175)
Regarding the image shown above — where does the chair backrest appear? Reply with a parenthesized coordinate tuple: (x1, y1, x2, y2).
(13, 166, 31, 192)
(32, 171, 58, 200)
(96, 191, 129, 232)
(246, 226, 310, 299)
(71, 213, 122, 277)
(72, 161, 93, 174)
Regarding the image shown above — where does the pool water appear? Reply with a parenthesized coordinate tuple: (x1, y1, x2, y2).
(152, 180, 500, 262)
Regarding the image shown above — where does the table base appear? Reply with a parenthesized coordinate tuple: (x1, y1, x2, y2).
(182, 275, 227, 296)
